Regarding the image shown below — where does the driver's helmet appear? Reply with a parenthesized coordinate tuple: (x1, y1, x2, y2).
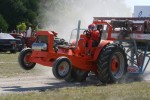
(88, 24, 97, 31)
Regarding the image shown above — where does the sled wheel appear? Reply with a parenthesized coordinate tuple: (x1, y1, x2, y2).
(97, 43, 127, 83)
(18, 48, 36, 70)
(52, 57, 72, 79)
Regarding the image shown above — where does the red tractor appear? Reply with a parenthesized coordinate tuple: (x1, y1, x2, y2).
(10, 29, 36, 51)
(18, 17, 150, 84)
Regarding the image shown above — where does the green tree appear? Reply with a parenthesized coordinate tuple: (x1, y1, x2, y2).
(0, 14, 8, 32)
(0, 0, 131, 33)
(38, 0, 131, 40)
(16, 22, 27, 33)
(0, 0, 40, 31)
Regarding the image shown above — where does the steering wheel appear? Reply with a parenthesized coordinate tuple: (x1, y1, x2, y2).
(60, 38, 65, 43)
(83, 30, 91, 37)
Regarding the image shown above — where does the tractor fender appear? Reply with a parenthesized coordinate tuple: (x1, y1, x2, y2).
(93, 40, 113, 61)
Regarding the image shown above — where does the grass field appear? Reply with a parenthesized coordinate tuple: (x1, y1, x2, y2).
(0, 82, 150, 100)
(0, 52, 44, 77)
(0, 52, 150, 100)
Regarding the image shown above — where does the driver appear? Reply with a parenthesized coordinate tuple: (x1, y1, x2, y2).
(86, 23, 102, 54)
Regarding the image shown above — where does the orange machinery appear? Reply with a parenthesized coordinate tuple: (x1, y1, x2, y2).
(18, 17, 150, 83)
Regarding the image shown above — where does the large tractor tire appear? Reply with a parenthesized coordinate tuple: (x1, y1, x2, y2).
(52, 57, 72, 79)
(18, 48, 36, 70)
(97, 43, 127, 84)
(65, 68, 89, 82)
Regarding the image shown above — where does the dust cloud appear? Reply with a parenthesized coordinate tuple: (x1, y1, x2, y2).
(38, 0, 131, 41)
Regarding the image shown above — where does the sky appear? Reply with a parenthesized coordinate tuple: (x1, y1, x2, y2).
(125, 0, 150, 11)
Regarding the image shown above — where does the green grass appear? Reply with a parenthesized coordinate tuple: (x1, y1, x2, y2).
(0, 52, 18, 62)
(0, 82, 150, 100)
(0, 52, 42, 77)
(0, 52, 150, 100)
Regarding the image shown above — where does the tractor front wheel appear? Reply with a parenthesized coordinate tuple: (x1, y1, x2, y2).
(97, 43, 127, 84)
(18, 48, 36, 70)
(52, 57, 72, 79)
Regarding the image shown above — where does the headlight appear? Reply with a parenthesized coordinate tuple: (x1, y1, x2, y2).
(32, 43, 47, 51)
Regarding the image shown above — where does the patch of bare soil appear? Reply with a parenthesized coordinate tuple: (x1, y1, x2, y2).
(0, 65, 99, 94)
(0, 64, 150, 94)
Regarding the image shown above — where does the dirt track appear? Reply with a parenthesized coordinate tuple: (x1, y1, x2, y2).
(0, 65, 99, 94)
(0, 75, 66, 94)
(0, 63, 150, 94)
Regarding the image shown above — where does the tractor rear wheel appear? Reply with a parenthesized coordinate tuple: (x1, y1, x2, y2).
(52, 57, 72, 79)
(97, 43, 127, 84)
(18, 48, 36, 70)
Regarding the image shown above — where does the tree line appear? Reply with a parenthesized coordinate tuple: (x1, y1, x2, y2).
(0, 0, 130, 33)
(0, 0, 40, 32)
